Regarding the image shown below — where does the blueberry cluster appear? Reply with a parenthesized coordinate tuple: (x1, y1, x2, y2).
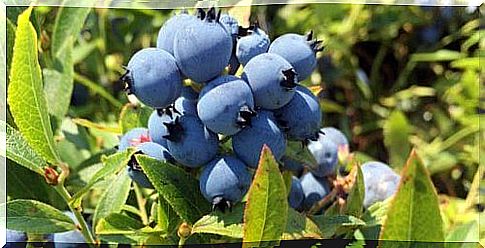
(117, 8, 398, 212)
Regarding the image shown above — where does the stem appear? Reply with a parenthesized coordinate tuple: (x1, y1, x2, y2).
(178, 237, 187, 248)
(73, 73, 123, 108)
(134, 184, 149, 225)
(55, 185, 97, 247)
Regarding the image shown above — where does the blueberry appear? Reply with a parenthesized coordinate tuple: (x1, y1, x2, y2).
(174, 96, 198, 116)
(307, 137, 338, 178)
(173, 8, 233, 83)
(320, 127, 348, 148)
(118, 128, 151, 151)
(6, 229, 27, 247)
(362, 161, 400, 208)
(242, 53, 298, 110)
(268, 31, 323, 82)
(157, 11, 198, 55)
(288, 176, 304, 210)
(53, 211, 89, 248)
(180, 85, 199, 101)
(197, 75, 256, 135)
(274, 85, 322, 141)
(300, 172, 330, 210)
(127, 142, 172, 189)
(148, 110, 173, 147)
(199, 156, 252, 212)
(219, 13, 240, 75)
(164, 115, 219, 168)
(232, 110, 286, 168)
(122, 48, 182, 109)
(236, 25, 270, 65)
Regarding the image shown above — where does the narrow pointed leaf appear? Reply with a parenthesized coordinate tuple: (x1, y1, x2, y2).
(7, 7, 60, 164)
(342, 164, 365, 217)
(3, 120, 45, 174)
(2, 200, 76, 234)
(136, 154, 210, 224)
(379, 150, 444, 247)
(243, 146, 288, 247)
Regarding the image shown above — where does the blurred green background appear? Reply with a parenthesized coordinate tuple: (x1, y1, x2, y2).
(5, 2, 483, 236)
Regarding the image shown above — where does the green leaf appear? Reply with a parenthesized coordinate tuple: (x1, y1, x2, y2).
(243, 145, 288, 247)
(383, 110, 411, 168)
(2, 199, 76, 234)
(93, 170, 132, 230)
(74, 73, 123, 108)
(119, 104, 152, 134)
(285, 140, 318, 170)
(96, 213, 162, 244)
(282, 208, 322, 240)
(342, 164, 365, 217)
(2, 120, 46, 175)
(379, 150, 445, 247)
(51, 4, 91, 56)
(136, 154, 210, 224)
(410, 50, 466, 62)
(7, 7, 60, 164)
(310, 215, 365, 239)
(6, 18, 15, 72)
(156, 197, 180, 233)
(192, 203, 244, 239)
(72, 118, 121, 134)
(70, 149, 134, 207)
(73, 41, 99, 64)
(43, 37, 74, 118)
(445, 221, 479, 248)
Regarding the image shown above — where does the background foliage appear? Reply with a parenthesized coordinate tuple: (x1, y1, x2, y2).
(3, 2, 483, 247)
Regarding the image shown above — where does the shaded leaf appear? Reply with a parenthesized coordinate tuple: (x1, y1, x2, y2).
(342, 164, 365, 217)
(243, 146, 288, 247)
(285, 140, 318, 170)
(7, 7, 60, 164)
(445, 221, 479, 248)
(136, 154, 210, 224)
(2, 199, 76, 234)
(93, 170, 132, 230)
(379, 150, 444, 247)
(282, 208, 322, 240)
(383, 110, 411, 168)
(6, 17, 15, 72)
(119, 103, 152, 134)
(311, 215, 365, 239)
(156, 196, 180, 233)
(411, 50, 466, 62)
(96, 213, 162, 244)
(192, 203, 244, 239)
(2, 120, 45, 175)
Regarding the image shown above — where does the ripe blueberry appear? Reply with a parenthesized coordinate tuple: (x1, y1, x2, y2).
(197, 75, 256, 135)
(157, 10, 198, 55)
(6, 229, 27, 247)
(288, 176, 304, 210)
(199, 156, 252, 212)
(147, 110, 172, 147)
(300, 172, 330, 210)
(219, 13, 240, 75)
(362, 161, 400, 208)
(127, 142, 173, 189)
(174, 95, 198, 116)
(242, 53, 298, 110)
(274, 85, 322, 142)
(232, 110, 286, 168)
(121, 48, 182, 109)
(164, 115, 219, 168)
(118, 127, 151, 151)
(173, 8, 233, 83)
(268, 31, 323, 81)
(236, 24, 270, 66)
(307, 137, 338, 178)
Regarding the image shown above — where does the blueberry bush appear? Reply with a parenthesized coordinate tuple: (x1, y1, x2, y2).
(2, 2, 482, 247)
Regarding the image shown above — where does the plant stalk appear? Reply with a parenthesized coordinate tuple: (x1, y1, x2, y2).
(134, 184, 149, 225)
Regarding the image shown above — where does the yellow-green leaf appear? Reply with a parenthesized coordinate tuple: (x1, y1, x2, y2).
(119, 103, 152, 134)
(243, 146, 288, 247)
(342, 164, 365, 217)
(282, 208, 322, 240)
(379, 150, 444, 247)
(192, 203, 244, 239)
(383, 110, 411, 168)
(7, 7, 60, 164)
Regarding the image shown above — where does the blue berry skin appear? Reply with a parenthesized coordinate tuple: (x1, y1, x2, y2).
(288, 176, 304, 210)
(119, 128, 151, 151)
(197, 75, 255, 135)
(165, 115, 219, 168)
(219, 14, 239, 37)
(236, 27, 270, 66)
(53, 211, 89, 248)
(362, 161, 400, 208)
(173, 10, 233, 83)
(300, 172, 330, 210)
(127, 142, 172, 189)
(174, 96, 198, 116)
(242, 53, 298, 110)
(268, 32, 322, 82)
(157, 12, 198, 55)
(180, 86, 199, 101)
(232, 110, 287, 168)
(124, 48, 182, 109)
(199, 156, 252, 211)
(274, 85, 322, 141)
(320, 127, 348, 147)
(6, 229, 27, 247)
(307, 137, 338, 178)
(147, 111, 171, 147)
